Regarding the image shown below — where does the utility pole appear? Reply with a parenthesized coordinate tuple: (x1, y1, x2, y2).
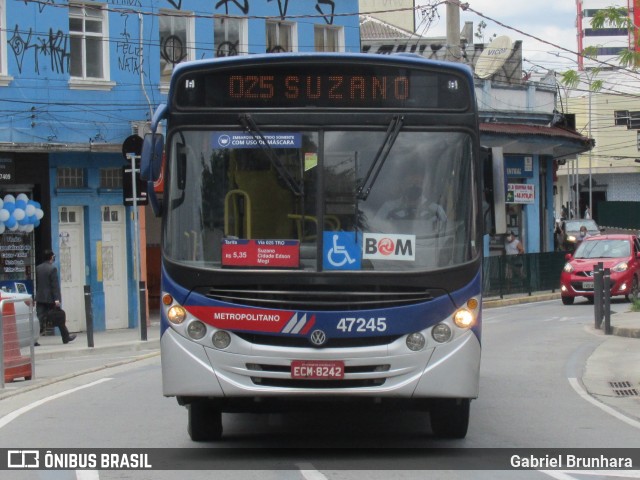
(446, 0, 461, 62)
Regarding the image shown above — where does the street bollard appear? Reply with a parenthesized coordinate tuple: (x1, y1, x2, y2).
(594, 262, 603, 330)
(139, 281, 147, 341)
(84, 285, 94, 348)
(603, 268, 612, 335)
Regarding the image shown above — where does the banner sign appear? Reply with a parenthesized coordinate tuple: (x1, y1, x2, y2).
(506, 183, 535, 204)
(1, 447, 638, 470)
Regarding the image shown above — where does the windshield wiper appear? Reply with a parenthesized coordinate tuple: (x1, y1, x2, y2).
(238, 114, 303, 196)
(356, 114, 404, 200)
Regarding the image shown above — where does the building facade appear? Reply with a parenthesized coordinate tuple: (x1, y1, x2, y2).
(561, 70, 640, 222)
(0, 0, 361, 332)
(360, 17, 593, 255)
(576, 0, 637, 70)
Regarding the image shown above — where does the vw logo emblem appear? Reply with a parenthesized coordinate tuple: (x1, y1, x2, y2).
(309, 329, 327, 347)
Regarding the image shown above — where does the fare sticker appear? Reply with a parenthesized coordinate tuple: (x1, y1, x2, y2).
(222, 239, 299, 268)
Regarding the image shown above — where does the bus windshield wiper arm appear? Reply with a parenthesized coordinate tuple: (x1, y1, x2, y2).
(238, 114, 303, 196)
(356, 114, 404, 200)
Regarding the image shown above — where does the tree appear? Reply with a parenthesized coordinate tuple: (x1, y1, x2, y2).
(589, 6, 639, 68)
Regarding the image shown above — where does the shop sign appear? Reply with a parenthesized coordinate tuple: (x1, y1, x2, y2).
(0, 157, 15, 184)
(506, 183, 535, 204)
(505, 157, 533, 178)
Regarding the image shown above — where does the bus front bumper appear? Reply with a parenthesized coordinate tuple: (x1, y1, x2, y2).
(161, 327, 480, 403)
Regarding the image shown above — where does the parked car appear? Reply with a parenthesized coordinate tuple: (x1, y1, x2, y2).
(561, 219, 602, 251)
(560, 234, 640, 305)
(0, 291, 38, 348)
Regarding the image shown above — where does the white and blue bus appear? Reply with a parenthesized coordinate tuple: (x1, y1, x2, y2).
(142, 53, 485, 441)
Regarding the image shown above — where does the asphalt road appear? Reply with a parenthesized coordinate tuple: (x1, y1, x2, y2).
(0, 299, 639, 479)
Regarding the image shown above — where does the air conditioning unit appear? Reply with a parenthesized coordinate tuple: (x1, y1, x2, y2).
(130, 121, 151, 137)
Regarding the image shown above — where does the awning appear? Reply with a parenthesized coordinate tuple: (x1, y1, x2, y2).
(480, 122, 594, 158)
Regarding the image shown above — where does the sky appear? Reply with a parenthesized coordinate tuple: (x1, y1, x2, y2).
(415, 0, 581, 75)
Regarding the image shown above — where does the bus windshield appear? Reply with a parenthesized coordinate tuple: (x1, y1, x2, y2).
(164, 128, 478, 272)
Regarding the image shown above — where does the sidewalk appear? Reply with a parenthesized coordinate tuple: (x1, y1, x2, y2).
(2, 297, 639, 424)
(0, 318, 160, 400)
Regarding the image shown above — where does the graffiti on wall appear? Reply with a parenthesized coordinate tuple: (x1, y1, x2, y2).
(8, 26, 69, 75)
(11, 0, 341, 76)
(109, 0, 143, 6)
(215, 0, 250, 15)
(24, 0, 55, 13)
(115, 16, 142, 74)
(315, 0, 336, 24)
(267, 0, 289, 19)
(211, 0, 335, 23)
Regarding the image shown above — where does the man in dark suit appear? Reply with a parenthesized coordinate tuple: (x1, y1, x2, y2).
(35, 249, 76, 344)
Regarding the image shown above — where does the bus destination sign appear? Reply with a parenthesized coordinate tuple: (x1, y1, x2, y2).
(175, 64, 469, 110)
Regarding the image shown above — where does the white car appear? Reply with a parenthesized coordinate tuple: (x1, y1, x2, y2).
(0, 291, 39, 348)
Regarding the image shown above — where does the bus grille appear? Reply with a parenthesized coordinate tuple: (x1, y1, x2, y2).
(250, 378, 386, 388)
(235, 332, 401, 348)
(202, 285, 434, 311)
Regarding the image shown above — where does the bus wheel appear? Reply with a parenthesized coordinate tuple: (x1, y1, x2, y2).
(188, 401, 223, 441)
(429, 398, 470, 439)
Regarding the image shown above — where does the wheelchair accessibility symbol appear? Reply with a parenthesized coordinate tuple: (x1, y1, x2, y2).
(323, 232, 361, 270)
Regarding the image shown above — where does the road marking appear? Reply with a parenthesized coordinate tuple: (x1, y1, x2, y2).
(541, 471, 640, 478)
(297, 463, 329, 480)
(0, 378, 112, 429)
(77, 471, 100, 480)
(569, 377, 640, 430)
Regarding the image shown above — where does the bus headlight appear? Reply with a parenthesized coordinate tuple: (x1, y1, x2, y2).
(167, 305, 187, 324)
(431, 323, 452, 343)
(187, 321, 207, 340)
(212, 331, 231, 349)
(453, 308, 475, 329)
(406, 332, 426, 351)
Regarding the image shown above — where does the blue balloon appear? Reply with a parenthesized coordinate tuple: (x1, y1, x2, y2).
(4, 202, 14, 213)
(5, 216, 16, 228)
(15, 200, 27, 210)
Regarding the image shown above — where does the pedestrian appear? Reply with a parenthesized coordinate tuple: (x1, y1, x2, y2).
(577, 225, 592, 246)
(35, 249, 76, 344)
(554, 221, 563, 252)
(584, 206, 591, 219)
(504, 231, 525, 290)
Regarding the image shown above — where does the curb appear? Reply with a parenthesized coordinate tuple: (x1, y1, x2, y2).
(611, 325, 640, 339)
(483, 292, 560, 309)
(34, 339, 160, 361)
(0, 351, 160, 401)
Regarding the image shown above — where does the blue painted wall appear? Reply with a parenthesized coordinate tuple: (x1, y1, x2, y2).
(2, 0, 361, 330)
(3, 1, 361, 146)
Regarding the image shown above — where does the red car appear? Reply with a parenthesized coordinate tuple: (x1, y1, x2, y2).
(560, 234, 640, 305)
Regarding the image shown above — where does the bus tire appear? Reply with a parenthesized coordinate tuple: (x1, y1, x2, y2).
(188, 401, 223, 441)
(429, 398, 470, 439)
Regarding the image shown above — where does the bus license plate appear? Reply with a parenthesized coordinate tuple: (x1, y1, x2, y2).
(582, 281, 594, 289)
(291, 360, 344, 380)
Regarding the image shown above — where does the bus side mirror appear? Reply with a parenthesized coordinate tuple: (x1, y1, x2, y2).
(141, 133, 164, 182)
